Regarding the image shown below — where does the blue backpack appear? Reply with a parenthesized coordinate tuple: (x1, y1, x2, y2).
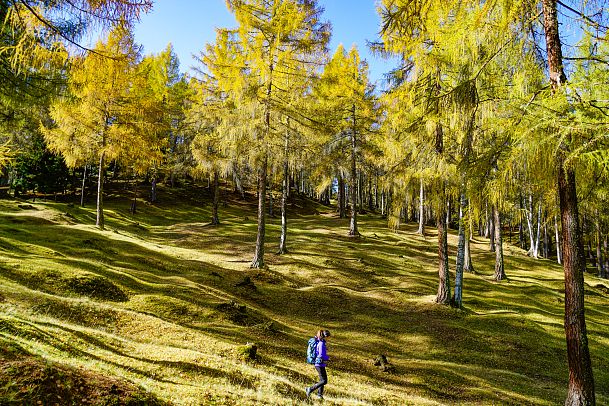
(306, 337, 317, 364)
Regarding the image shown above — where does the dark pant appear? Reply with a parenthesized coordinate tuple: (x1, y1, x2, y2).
(309, 366, 328, 396)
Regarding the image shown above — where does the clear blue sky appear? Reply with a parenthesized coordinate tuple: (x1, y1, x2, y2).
(132, 0, 397, 87)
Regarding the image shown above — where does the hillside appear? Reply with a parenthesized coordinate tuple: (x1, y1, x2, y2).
(0, 185, 608, 405)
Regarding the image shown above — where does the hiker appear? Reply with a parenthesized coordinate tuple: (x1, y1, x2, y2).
(305, 329, 331, 399)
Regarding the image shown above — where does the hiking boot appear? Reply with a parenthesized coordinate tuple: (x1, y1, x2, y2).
(305, 387, 312, 398)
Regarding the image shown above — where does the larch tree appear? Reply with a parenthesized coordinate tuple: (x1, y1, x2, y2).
(224, 0, 329, 268)
(43, 25, 140, 230)
(314, 44, 377, 237)
(1, 0, 151, 159)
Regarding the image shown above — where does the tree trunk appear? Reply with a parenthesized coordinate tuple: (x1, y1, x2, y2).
(542, 0, 595, 402)
(555, 215, 562, 264)
(484, 203, 490, 238)
(452, 192, 466, 308)
(211, 170, 220, 226)
(80, 165, 87, 207)
(544, 213, 550, 258)
(278, 136, 289, 254)
(417, 178, 425, 235)
(558, 162, 596, 405)
(526, 194, 536, 257)
(464, 226, 475, 273)
(493, 205, 506, 281)
(349, 107, 359, 237)
(251, 157, 267, 268)
(435, 184, 451, 304)
(603, 235, 609, 279)
(338, 174, 346, 218)
(489, 206, 496, 252)
(130, 175, 137, 215)
(96, 153, 105, 230)
(595, 214, 602, 278)
(535, 203, 542, 258)
(151, 175, 157, 203)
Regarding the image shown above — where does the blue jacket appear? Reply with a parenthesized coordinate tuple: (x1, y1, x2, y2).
(315, 339, 329, 367)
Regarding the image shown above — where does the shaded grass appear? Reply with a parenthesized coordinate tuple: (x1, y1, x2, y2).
(0, 184, 608, 405)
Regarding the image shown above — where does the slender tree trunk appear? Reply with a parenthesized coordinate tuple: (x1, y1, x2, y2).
(484, 203, 490, 238)
(338, 174, 346, 218)
(555, 215, 562, 264)
(526, 194, 536, 257)
(436, 184, 451, 304)
(151, 175, 157, 203)
(96, 153, 105, 230)
(464, 226, 475, 273)
(80, 165, 87, 207)
(417, 178, 425, 235)
(489, 207, 496, 252)
(278, 134, 289, 254)
(493, 205, 506, 281)
(452, 191, 466, 308)
(542, 0, 595, 402)
(519, 194, 525, 249)
(603, 235, 609, 279)
(251, 156, 267, 268)
(269, 179, 274, 217)
(368, 177, 374, 211)
(349, 106, 359, 236)
(544, 213, 550, 258)
(211, 170, 220, 226)
(595, 214, 602, 278)
(130, 175, 137, 215)
(535, 203, 542, 258)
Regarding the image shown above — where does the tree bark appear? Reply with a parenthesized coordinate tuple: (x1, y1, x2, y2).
(555, 215, 562, 264)
(489, 206, 496, 252)
(435, 184, 451, 304)
(130, 175, 137, 215)
(542, 0, 595, 403)
(151, 175, 157, 203)
(211, 170, 220, 226)
(251, 156, 267, 268)
(96, 153, 105, 230)
(338, 174, 346, 218)
(417, 178, 425, 235)
(80, 164, 87, 207)
(493, 205, 506, 281)
(278, 135, 289, 254)
(452, 192, 466, 308)
(349, 106, 359, 236)
(464, 226, 475, 273)
(535, 203, 542, 258)
(595, 213, 602, 278)
(558, 161, 595, 405)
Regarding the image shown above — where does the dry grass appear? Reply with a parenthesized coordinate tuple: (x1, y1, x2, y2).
(0, 184, 608, 405)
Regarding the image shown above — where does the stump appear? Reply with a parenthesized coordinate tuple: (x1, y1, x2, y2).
(237, 343, 257, 361)
(373, 354, 395, 373)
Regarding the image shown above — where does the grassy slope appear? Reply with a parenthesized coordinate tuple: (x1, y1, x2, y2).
(0, 184, 608, 405)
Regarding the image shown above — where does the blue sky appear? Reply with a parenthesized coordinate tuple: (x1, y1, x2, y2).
(132, 0, 398, 86)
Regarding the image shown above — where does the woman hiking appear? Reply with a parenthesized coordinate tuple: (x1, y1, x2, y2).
(305, 329, 331, 400)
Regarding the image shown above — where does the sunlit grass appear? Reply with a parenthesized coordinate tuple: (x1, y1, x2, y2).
(1, 185, 608, 405)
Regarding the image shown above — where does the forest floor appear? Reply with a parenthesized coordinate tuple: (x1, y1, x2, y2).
(0, 183, 608, 405)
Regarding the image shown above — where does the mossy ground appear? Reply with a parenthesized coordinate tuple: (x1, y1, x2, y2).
(0, 183, 608, 405)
